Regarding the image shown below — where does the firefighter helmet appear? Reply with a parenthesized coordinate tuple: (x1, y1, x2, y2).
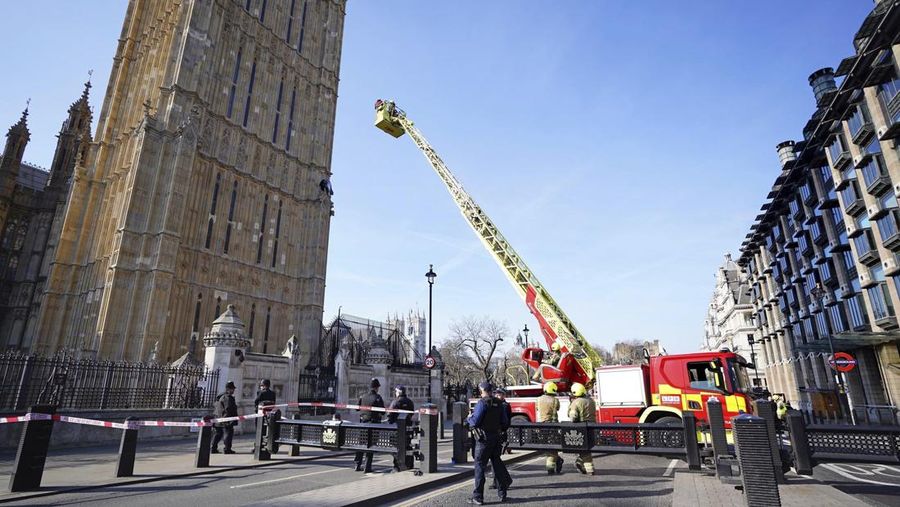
(543, 381, 558, 395)
(571, 382, 587, 397)
(550, 341, 561, 352)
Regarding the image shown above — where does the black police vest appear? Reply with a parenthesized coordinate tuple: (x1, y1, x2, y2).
(476, 398, 503, 433)
(359, 391, 384, 423)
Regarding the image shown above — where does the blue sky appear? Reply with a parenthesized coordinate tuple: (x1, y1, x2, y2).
(0, 1, 874, 354)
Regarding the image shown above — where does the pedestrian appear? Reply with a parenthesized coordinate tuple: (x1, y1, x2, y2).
(388, 385, 415, 471)
(537, 381, 563, 474)
(211, 381, 238, 454)
(354, 378, 384, 472)
(466, 381, 512, 505)
(567, 382, 596, 475)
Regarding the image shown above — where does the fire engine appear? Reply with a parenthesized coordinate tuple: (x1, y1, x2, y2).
(374, 99, 756, 428)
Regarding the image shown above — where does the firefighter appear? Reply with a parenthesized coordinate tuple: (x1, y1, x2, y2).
(537, 381, 563, 474)
(567, 382, 596, 475)
(531, 341, 563, 382)
(774, 394, 788, 421)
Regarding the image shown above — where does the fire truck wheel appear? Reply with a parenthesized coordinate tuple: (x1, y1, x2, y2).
(510, 415, 529, 426)
(646, 416, 682, 449)
(655, 416, 681, 426)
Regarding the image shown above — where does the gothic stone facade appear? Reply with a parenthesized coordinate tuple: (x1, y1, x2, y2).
(23, 0, 345, 363)
(0, 87, 93, 350)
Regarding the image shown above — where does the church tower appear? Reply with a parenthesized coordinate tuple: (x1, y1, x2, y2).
(46, 81, 93, 197)
(0, 107, 31, 235)
(34, 0, 345, 362)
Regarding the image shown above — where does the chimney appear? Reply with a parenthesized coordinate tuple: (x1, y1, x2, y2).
(808, 68, 837, 106)
(776, 140, 796, 167)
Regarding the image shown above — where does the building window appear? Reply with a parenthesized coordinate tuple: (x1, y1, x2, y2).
(686, 361, 724, 392)
(876, 210, 900, 243)
(271, 201, 283, 268)
(286, 86, 297, 151)
(215, 296, 222, 319)
(877, 69, 900, 124)
(224, 181, 238, 254)
(257, 195, 268, 264)
(285, 0, 296, 41)
(226, 48, 243, 119)
(263, 306, 271, 354)
(273, 77, 284, 143)
(259, 0, 267, 23)
(847, 293, 868, 329)
(867, 282, 895, 321)
(297, 0, 308, 54)
(192, 293, 203, 333)
(828, 135, 849, 165)
(828, 304, 847, 333)
(245, 0, 252, 11)
(249, 304, 256, 340)
(243, 59, 257, 128)
(205, 173, 221, 249)
(848, 102, 872, 141)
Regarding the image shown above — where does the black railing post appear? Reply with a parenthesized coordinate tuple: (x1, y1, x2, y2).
(420, 404, 438, 473)
(115, 417, 139, 477)
(706, 398, 729, 459)
(396, 417, 409, 472)
(290, 413, 301, 456)
(254, 412, 270, 461)
(98, 363, 114, 410)
(195, 415, 212, 468)
(754, 399, 785, 484)
(8, 405, 55, 492)
(733, 414, 782, 506)
(13, 356, 35, 411)
(267, 409, 282, 455)
(452, 402, 468, 464)
(682, 412, 701, 471)
(786, 410, 813, 475)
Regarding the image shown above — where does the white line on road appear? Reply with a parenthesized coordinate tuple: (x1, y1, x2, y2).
(230, 468, 335, 489)
(820, 463, 900, 487)
(393, 456, 545, 507)
(663, 459, 679, 477)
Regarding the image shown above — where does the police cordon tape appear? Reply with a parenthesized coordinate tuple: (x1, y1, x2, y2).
(0, 401, 437, 428)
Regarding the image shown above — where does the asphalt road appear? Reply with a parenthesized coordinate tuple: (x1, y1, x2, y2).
(391, 452, 684, 507)
(811, 462, 900, 507)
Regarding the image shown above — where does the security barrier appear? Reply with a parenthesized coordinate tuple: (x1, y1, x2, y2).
(786, 410, 900, 474)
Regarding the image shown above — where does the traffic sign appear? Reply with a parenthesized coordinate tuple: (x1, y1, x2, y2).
(829, 352, 857, 372)
(424, 355, 436, 369)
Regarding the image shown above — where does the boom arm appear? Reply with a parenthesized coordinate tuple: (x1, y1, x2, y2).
(374, 99, 603, 386)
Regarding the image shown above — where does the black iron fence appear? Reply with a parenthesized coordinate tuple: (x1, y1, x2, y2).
(0, 353, 219, 411)
(786, 410, 900, 474)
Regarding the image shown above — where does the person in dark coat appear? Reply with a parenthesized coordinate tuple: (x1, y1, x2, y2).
(354, 378, 384, 472)
(254, 378, 276, 409)
(388, 385, 415, 471)
(467, 382, 512, 504)
(211, 381, 238, 454)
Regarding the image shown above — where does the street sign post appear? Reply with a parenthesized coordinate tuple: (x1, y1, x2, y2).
(828, 352, 857, 373)
(424, 355, 436, 370)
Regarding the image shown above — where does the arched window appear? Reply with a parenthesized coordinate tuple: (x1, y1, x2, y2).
(205, 173, 221, 249)
(249, 303, 256, 339)
(263, 306, 271, 353)
(257, 195, 268, 264)
(192, 293, 203, 333)
(226, 48, 243, 119)
(224, 181, 238, 254)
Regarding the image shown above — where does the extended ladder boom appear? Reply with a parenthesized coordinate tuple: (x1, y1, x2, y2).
(374, 99, 602, 386)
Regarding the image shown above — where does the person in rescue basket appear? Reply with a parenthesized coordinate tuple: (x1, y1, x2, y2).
(354, 378, 384, 472)
(388, 385, 415, 471)
(538, 381, 563, 474)
(567, 382, 597, 475)
(466, 381, 512, 505)
(211, 381, 238, 454)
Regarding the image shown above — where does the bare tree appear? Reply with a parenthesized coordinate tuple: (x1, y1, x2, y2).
(448, 316, 509, 384)
(500, 347, 530, 386)
(437, 335, 480, 386)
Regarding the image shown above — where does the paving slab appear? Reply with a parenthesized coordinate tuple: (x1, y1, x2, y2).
(672, 471, 871, 507)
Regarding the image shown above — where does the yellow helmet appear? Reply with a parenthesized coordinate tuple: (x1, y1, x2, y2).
(543, 381, 558, 395)
(571, 382, 587, 397)
(550, 341, 561, 352)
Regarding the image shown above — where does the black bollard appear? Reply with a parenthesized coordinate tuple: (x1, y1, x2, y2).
(254, 412, 270, 461)
(785, 410, 812, 475)
(682, 411, 701, 471)
(732, 414, 782, 506)
(9, 405, 56, 492)
(195, 415, 213, 468)
(267, 410, 282, 456)
(115, 417, 139, 477)
(452, 402, 468, 464)
(420, 404, 438, 473)
(754, 399, 785, 484)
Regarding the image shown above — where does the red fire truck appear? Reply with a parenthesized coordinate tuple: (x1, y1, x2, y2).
(375, 100, 757, 428)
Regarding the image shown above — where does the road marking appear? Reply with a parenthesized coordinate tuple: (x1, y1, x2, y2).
(230, 468, 335, 489)
(663, 459, 679, 477)
(820, 463, 900, 487)
(393, 456, 544, 507)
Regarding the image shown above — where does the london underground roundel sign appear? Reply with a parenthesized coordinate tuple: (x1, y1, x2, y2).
(829, 352, 857, 373)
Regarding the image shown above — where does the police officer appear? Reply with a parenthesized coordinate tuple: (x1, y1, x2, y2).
(211, 381, 238, 454)
(354, 378, 384, 472)
(254, 379, 276, 409)
(388, 385, 414, 471)
(495, 388, 513, 454)
(537, 381, 563, 474)
(466, 381, 512, 505)
(568, 382, 596, 475)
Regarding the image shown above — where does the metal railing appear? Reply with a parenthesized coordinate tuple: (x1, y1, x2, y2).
(275, 418, 417, 454)
(786, 410, 900, 473)
(0, 352, 219, 411)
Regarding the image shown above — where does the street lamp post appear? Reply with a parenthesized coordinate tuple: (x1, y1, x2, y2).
(425, 264, 437, 403)
(747, 334, 760, 386)
(811, 283, 854, 424)
(522, 324, 530, 347)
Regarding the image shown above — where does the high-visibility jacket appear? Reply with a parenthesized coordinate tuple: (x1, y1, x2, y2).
(537, 394, 559, 423)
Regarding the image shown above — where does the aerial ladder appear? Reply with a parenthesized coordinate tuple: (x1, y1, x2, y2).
(374, 99, 603, 389)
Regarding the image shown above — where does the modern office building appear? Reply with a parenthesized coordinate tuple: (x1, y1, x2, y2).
(703, 254, 767, 388)
(4, 0, 346, 363)
(737, 1, 900, 423)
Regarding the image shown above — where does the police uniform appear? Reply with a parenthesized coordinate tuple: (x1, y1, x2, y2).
(354, 379, 384, 472)
(467, 383, 512, 504)
(537, 392, 562, 473)
(568, 393, 596, 475)
(388, 387, 415, 471)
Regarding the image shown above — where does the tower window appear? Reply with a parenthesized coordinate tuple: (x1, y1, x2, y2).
(285, 0, 296, 41)
(257, 195, 268, 264)
(245, 0, 252, 11)
(224, 181, 238, 254)
(263, 306, 271, 353)
(226, 48, 242, 119)
(259, 0, 267, 23)
(285, 86, 297, 151)
(205, 173, 222, 249)
(297, 1, 308, 54)
(271, 201, 283, 268)
(273, 77, 284, 144)
(192, 293, 203, 332)
(249, 303, 256, 339)
(243, 60, 257, 128)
